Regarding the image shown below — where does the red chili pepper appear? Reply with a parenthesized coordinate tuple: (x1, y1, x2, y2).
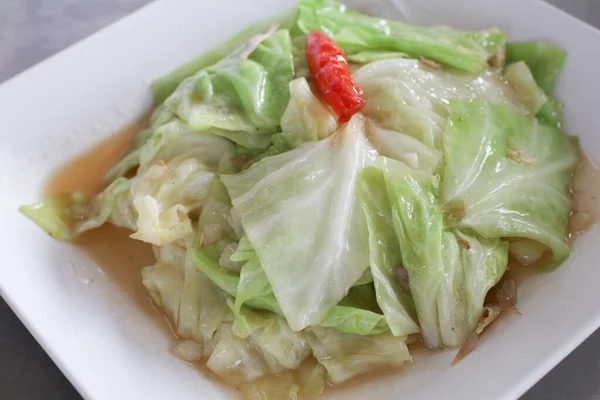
(305, 31, 365, 124)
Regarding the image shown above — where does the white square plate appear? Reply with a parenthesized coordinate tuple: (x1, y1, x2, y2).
(1, 0, 599, 399)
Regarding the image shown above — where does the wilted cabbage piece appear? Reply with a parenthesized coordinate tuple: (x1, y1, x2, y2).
(145, 247, 317, 391)
(126, 133, 236, 246)
(143, 244, 187, 320)
(280, 77, 338, 146)
(506, 41, 567, 128)
(171, 339, 204, 362)
(230, 235, 260, 263)
(230, 305, 313, 365)
(239, 358, 327, 400)
(374, 157, 508, 348)
(142, 243, 231, 344)
(536, 97, 563, 129)
(452, 278, 519, 364)
(190, 243, 394, 336)
(234, 260, 276, 313)
(353, 58, 527, 150)
(307, 326, 410, 384)
(503, 61, 547, 114)
(20, 177, 133, 241)
(441, 99, 578, 265)
(319, 284, 389, 335)
(207, 323, 287, 383)
(138, 121, 234, 168)
(505, 41, 566, 93)
(436, 231, 508, 346)
(175, 177, 239, 342)
(129, 159, 213, 245)
(356, 166, 420, 337)
(222, 115, 377, 331)
(364, 120, 441, 173)
(204, 306, 322, 394)
(376, 158, 445, 347)
(190, 244, 242, 297)
(104, 105, 177, 183)
(152, 9, 299, 104)
(296, 0, 504, 73)
(163, 29, 295, 148)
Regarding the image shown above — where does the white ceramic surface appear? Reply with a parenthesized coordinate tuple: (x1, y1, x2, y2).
(0, 0, 599, 399)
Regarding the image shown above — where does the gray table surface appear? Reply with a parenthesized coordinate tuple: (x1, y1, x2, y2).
(1, 0, 599, 399)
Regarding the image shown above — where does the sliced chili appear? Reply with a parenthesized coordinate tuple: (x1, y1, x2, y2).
(305, 31, 365, 123)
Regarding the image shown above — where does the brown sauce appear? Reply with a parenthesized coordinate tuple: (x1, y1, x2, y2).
(74, 225, 176, 337)
(45, 112, 150, 198)
(45, 112, 177, 339)
(42, 114, 600, 398)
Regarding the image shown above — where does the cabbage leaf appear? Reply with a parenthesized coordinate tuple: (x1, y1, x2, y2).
(222, 115, 377, 331)
(503, 61, 547, 115)
(375, 157, 508, 347)
(307, 326, 410, 384)
(239, 359, 326, 400)
(356, 166, 420, 337)
(20, 177, 132, 241)
(190, 244, 391, 335)
(505, 41, 567, 128)
(125, 132, 235, 246)
(280, 77, 338, 146)
(441, 99, 578, 265)
(353, 58, 527, 150)
(163, 29, 295, 148)
(297, 0, 503, 73)
(152, 9, 299, 104)
(142, 244, 230, 344)
(365, 120, 441, 173)
(505, 41, 566, 92)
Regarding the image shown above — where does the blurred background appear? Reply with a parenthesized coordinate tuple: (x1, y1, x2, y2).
(1, 0, 599, 399)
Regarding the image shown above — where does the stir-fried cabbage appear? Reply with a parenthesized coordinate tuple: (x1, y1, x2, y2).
(506, 41, 567, 129)
(297, 0, 504, 73)
(164, 29, 294, 149)
(505, 41, 566, 93)
(356, 166, 420, 336)
(222, 114, 377, 331)
(190, 225, 394, 336)
(371, 157, 508, 347)
(441, 99, 578, 265)
(280, 77, 338, 145)
(353, 58, 529, 150)
(307, 326, 410, 384)
(20, 1, 581, 398)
